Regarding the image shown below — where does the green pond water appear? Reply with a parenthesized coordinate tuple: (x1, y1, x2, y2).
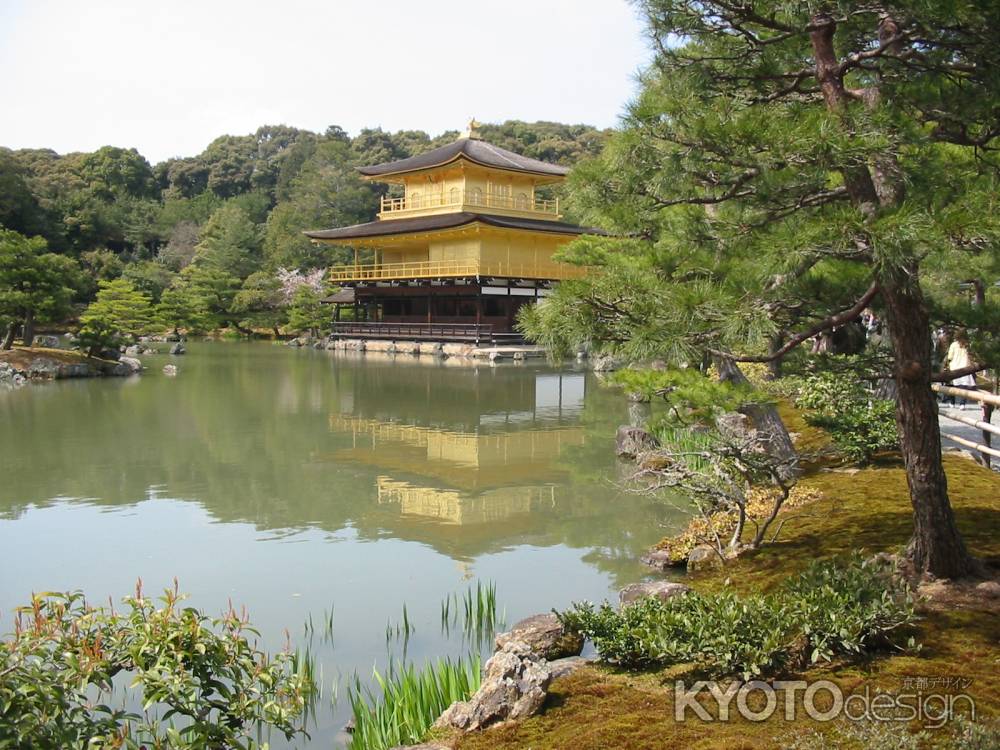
(0, 342, 686, 746)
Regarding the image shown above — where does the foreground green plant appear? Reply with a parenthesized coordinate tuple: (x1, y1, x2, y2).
(558, 555, 917, 678)
(348, 654, 482, 750)
(0, 581, 313, 749)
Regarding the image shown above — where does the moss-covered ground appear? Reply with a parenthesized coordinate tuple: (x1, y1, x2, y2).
(0, 346, 115, 370)
(436, 429, 1000, 749)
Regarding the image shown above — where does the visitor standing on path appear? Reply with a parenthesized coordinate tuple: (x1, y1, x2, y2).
(942, 330, 978, 409)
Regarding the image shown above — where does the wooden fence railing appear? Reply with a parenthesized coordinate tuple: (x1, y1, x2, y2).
(933, 383, 1000, 466)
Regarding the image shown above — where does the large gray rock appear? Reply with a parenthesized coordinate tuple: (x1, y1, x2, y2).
(547, 656, 593, 680)
(640, 549, 680, 571)
(26, 357, 60, 379)
(33, 335, 61, 349)
(163, 364, 178, 376)
(687, 545, 723, 572)
(494, 613, 583, 660)
(434, 640, 551, 732)
(124, 345, 142, 356)
(0, 363, 21, 385)
(117, 356, 143, 375)
(976, 581, 1000, 599)
(619, 581, 691, 607)
(168, 343, 186, 355)
(615, 426, 660, 459)
(592, 354, 622, 372)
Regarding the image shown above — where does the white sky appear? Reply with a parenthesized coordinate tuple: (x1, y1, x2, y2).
(0, 0, 650, 165)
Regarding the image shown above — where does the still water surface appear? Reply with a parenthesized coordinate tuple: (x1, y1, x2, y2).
(0, 342, 685, 746)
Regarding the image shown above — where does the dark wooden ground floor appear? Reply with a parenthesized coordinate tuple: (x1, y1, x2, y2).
(328, 281, 550, 342)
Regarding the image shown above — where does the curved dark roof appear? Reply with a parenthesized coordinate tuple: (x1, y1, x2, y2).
(358, 138, 570, 179)
(304, 212, 603, 241)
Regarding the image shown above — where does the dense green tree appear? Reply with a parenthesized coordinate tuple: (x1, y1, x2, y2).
(193, 203, 262, 279)
(156, 281, 213, 335)
(0, 150, 49, 238)
(264, 138, 378, 269)
(79, 279, 155, 340)
(0, 229, 79, 348)
(79, 146, 156, 200)
(179, 264, 243, 331)
(524, 1, 1000, 578)
(231, 271, 287, 335)
(286, 285, 327, 337)
(121, 259, 175, 302)
(201, 135, 257, 198)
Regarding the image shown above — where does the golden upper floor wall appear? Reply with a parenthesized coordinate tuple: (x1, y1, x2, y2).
(377, 163, 561, 220)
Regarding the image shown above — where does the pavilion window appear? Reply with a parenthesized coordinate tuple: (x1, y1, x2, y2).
(484, 297, 504, 317)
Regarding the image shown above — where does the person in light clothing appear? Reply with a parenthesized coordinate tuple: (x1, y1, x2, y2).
(942, 330, 977, 408)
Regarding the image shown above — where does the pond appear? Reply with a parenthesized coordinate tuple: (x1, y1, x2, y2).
(0, 342, 686, 746)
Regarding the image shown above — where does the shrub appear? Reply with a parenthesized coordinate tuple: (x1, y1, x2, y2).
(783, 554, 917, 663)
(793, 371, 898, 463)
(0, 584, 313, 749)
(558, 556, 918, 679)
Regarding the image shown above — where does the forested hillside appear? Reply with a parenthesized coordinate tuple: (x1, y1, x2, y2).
(0, 121, 607, 342)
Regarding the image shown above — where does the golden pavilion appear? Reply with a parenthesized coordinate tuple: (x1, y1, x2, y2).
(305, 122, 600, 344)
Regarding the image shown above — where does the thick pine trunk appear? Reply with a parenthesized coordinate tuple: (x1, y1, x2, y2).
(22, 310, 35, 348)
(2, 323, 15, 350)
(810, 12, 974, 578)
(880, 267, 974, 578)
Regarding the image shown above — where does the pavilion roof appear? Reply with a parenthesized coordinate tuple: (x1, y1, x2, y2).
(304, 211, 603, 241)
(358, 138, 570, 179)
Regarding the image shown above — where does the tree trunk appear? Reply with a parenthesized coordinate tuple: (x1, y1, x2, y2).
(766, 332, 784, 380)
(22, 310, 35, 348)
(810, 11, 974, 578)
(2, 323, 15, 350)
(880, 266, 974, 578)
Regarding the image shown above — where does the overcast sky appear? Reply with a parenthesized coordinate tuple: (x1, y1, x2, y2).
(0, 0, 650, 164)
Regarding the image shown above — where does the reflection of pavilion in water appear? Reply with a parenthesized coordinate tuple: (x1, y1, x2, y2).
(328, 370, 588, 525)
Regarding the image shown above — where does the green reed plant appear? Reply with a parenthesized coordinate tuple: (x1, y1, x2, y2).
(347, 653, 482, 750)
(439, 581, 502, 646)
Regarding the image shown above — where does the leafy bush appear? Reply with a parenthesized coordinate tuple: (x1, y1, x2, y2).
(348, 654, 481, 750)
(558, 555, 917, 679)
(0, 584, 313, 749)
(792, 371, 898, 463)
(559, 592, 788, 678)
(782, 554, 917, 663)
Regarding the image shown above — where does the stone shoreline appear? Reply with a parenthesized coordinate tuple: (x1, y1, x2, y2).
(0, 348, 142, 386)
(291, 336, 550, 362)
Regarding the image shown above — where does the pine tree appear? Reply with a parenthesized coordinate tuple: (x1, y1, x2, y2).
(0, 228, 79, 349)
(287, 286, 327, 338)
(79, 279, 154, 340)
(525, 1, 1000, 578)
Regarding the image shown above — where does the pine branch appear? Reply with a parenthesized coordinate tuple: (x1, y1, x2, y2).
(716, 281, 880, 363)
